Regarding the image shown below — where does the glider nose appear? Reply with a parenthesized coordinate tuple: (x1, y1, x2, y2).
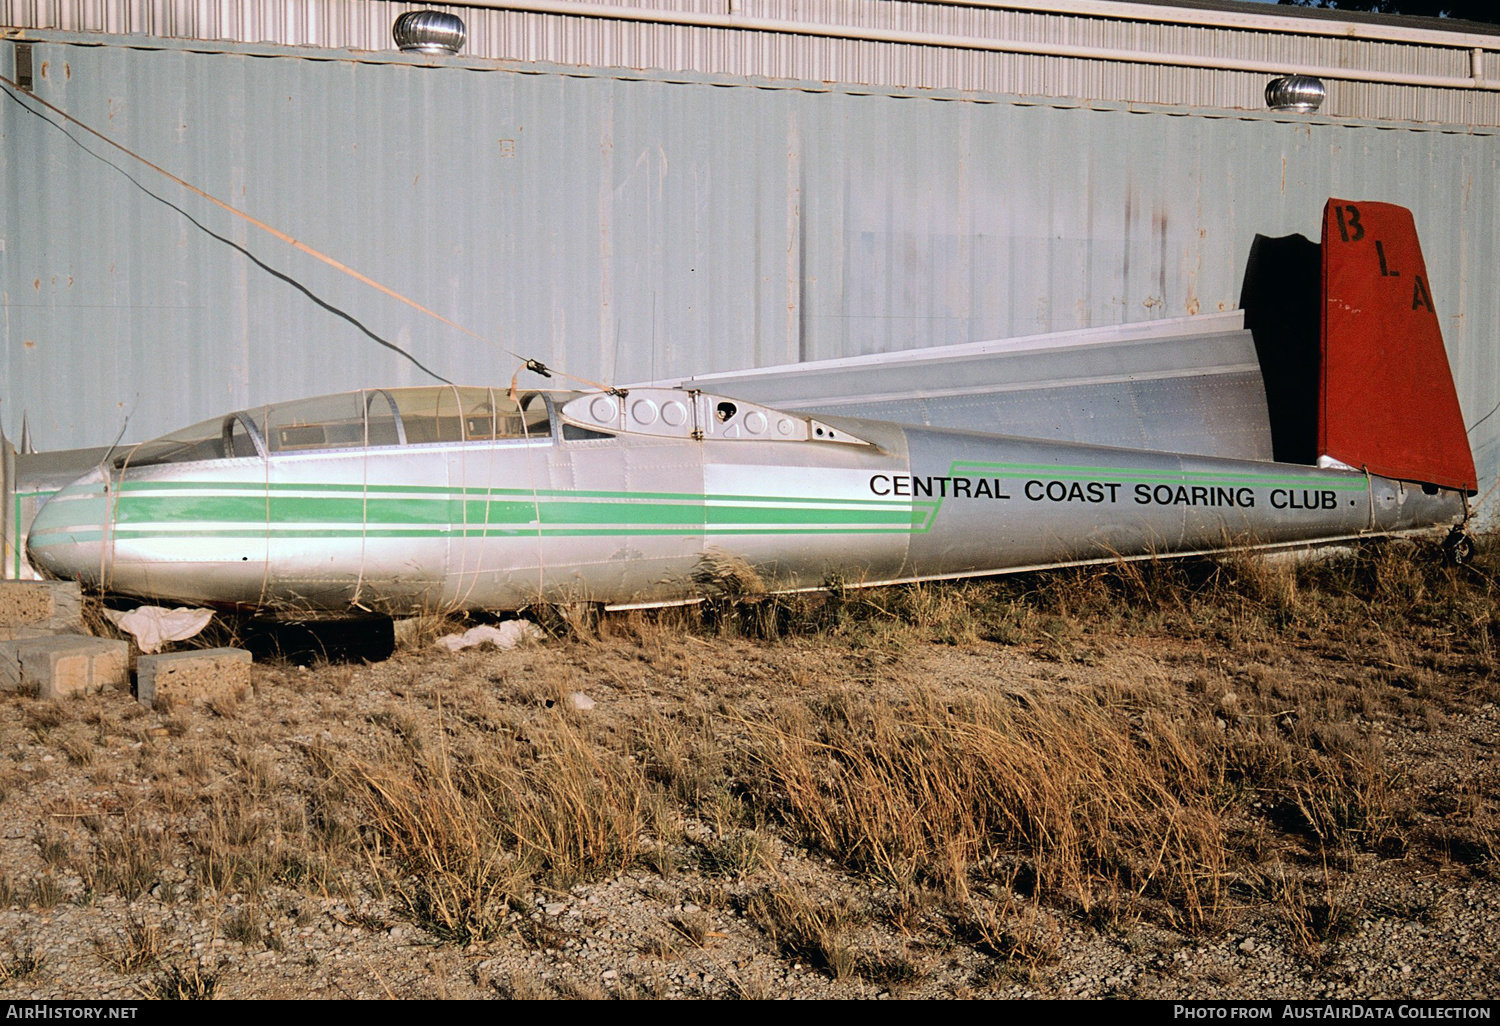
(26, 466, 114, 586)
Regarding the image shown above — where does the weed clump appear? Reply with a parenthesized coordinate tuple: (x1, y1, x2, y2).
(738, 682, 1227, 931)
(95, 916, 163, 974)
(142, 960, 219, 1000)
(333, 710, 648, 944)
(741, 885, 861, 980)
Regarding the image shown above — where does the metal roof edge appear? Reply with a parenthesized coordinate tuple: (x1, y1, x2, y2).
(6, 26, 1498, 135)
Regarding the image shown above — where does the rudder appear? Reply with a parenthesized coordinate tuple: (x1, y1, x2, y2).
(1320, 199, 1476, 494)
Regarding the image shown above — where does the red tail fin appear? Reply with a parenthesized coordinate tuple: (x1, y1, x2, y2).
(1320, 199, 1476, 494)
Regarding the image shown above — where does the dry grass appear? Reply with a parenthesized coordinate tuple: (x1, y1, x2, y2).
(0, 943, 45, 985)
(636, 711, 727, 810)
(140, 960, 220, 1000)
(330, 707, 650, 944)
(1262, 864, 1362, 963)
(25, 875, 62, 911)
(737, 680, 1229, 930)
(95, 916, 164, 974)
(340, 533, 1494, 955)
(390, 611, 471, 652)
(698, 830, 773, 879)
(80, 822, 168, 900)
(741, 883, 860, 980)
(960, 893, 1065, 974)
(221, 907, 266, 948)
(667, 534, 1496, 952)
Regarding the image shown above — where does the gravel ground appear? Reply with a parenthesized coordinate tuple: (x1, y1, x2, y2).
(0, 602, 1495, 1001)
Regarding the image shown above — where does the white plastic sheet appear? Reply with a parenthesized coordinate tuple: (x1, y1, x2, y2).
(104, 605, 214, 653)
(434, 621, 544, 652)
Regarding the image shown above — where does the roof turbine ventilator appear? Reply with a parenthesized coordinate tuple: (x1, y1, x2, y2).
(1265, 75, 1326, 114)
(393, 10, 467, 56)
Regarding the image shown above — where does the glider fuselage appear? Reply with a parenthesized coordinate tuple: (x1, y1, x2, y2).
(23, 386, 1465, 614)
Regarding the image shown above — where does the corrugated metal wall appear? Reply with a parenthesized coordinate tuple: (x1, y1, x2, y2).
(2, 32, 1498, 519)
(3, 0, 1499, 125)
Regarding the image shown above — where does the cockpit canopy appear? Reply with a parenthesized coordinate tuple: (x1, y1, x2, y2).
(119, 387, 554, 468)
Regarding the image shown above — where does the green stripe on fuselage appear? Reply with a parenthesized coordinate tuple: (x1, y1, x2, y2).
(43, 483, 933, 545)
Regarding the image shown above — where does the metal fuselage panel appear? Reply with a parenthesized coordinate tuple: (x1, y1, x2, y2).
(24, 410, 1465, 613)
(897, 428, 1458, 578)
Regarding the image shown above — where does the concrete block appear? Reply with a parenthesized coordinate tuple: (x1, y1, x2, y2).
(0, 581, 83, 633)
(88, 640, 131, 694)
(136, 647, 252, 709)
(0, 635, 130, 699)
